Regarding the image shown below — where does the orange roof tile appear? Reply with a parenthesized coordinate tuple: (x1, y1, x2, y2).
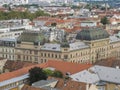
(0, 60, 92, 82)
(0, 63, 48, 82)
(4, 60, 36, 72)
(48, 77, 86, 90)
(22, 77, 86, 90)
(47, 60, 92, 75)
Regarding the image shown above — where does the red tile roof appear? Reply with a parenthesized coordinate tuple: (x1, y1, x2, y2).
(0, 60, 92, 82)
(49, 77, 86, 90)
(47, 60, 92, 75)
(22, 77, 86, 90)
(0, 63, 48, 82)
(4, 60, 36, 72)
(94, 57, 120, 68)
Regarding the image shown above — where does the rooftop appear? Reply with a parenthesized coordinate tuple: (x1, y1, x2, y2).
(94, 57, 120, 68)
(22, 85, 45, 90)
(76, 28, 109, 41)
(110, 35, 120, 43)
(52, 77, 86, 90)
(4, 60, 36, 72)
(32, 79, 58, 88)
(41, 43, 61, 51)
(41, 41, 89, 52)
(22, 77, 86, 90)
(17, 31, 48, 43)
(0, 60, 92, 83)
(71, 65, 120, 84)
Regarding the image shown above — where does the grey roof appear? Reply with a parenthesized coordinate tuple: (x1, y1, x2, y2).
(0, 74, 28, 87)
(70, 65, 120, 84)
(42, 86, 60, 90)
(41, 43, 61, 51)
(0, 37, 17, 42)
(69, 42, 89, 51)
(17, 31, 47, 43)
(32, 79, 58, 88)
(109, 35, 120, 43)
(76, 28, 109, 41)
(41, 42, 89, 52)
(71, 70, 99, 84)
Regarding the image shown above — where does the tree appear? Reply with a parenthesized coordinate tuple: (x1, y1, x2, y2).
(52, 70, 63, 78)
(100, 16, 109, 25)
(51, 22, 57, 27)
(0, 10, 49, 21)
(28, 67, 47, 85)
(43, 69, 53, 76)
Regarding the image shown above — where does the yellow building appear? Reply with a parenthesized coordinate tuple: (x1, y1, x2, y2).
(15, 28, 120, 64)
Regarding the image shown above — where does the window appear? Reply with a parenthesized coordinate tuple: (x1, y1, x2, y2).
(41, 59, 43, 63)
(44, 53, 46, 57)
(55, 54, 57, 58)
(64, 55, 68, 59)
(52, 54, 54, 58)
(64, 49, 68, 51)
(23, 56, 25, 60)
(30, 56, 32, 60)
(98, 86, 105, 90)
(26, 56, 28, 60)
(48, 53, 50, 57)
(34, 51, 38, 54)
(41, 53, 43, 57)
(30, 50, 32, 54)
(34, 57, 38, 62)
(59, 55, 61, 58)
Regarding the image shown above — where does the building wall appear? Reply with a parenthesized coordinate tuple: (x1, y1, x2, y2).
(0, 79, 27, 90)
(0, 31, 23, 38)
(89, 83, 120, 90)
(0, 59, 7, 73)
(80, 22, 97, 27)
(14, 37, 120, 64)
(0, 47, 15, 60)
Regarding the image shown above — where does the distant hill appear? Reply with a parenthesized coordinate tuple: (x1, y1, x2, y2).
(74, 0, 120, 7)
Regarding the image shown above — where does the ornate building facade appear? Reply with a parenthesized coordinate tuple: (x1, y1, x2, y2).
(11, 28, 120, 63)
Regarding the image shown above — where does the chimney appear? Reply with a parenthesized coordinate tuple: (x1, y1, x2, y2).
(116, 66, 119, 69)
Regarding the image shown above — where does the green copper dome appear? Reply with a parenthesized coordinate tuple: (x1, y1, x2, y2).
(17, 31, 48, 44)
(76, 28, 109, 41)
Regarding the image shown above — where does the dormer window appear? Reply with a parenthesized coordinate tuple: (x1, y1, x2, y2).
(64, 49, 68, 51)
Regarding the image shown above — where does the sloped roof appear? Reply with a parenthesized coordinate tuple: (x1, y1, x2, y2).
(46, 60, 92, 75)
(71, 65, 120, 84)
(94, 57, 120, 68)
(17, 31, 47, 43)
(76, 28, 109, 41)
(0, 60, 92, 82)
(0, 63, 48, 82)
(22, 85, 45, 90)
(51, 77, 86, 90)
(4, 60, 36, 72)
(22, 77, 86, 90)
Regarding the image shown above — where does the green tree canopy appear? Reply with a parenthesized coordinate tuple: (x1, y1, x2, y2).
(100, 16, 109, 25)
(51, 22, 57, 27)
(0, 10, 49, 21)
(28, 67, 47, 85)
(43, 69, 53, 76)
(52, 70, 63, 78)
